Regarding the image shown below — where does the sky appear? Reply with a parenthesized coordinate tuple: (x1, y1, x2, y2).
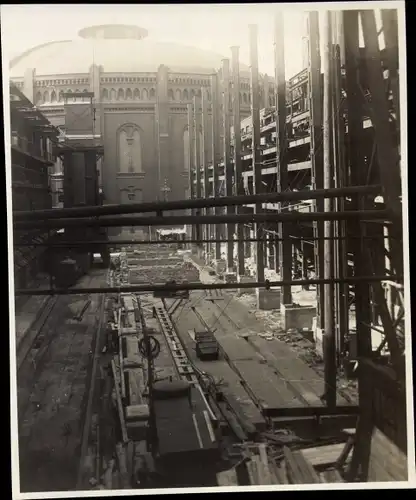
(0, 3, 395, 80)
(1, 3, 310, 78)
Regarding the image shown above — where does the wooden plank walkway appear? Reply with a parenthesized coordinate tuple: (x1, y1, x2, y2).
(194, 300, 309, 410)
(171, 302, 266, 429)
(196, 293, 354, 408)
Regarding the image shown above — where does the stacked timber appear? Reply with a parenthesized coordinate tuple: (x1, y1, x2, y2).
(216, 443, 282, 486)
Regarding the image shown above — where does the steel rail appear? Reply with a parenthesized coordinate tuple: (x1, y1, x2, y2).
(14, 234, 392, 247)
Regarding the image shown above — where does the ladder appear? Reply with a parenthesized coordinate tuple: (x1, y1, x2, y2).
(154, 303, 198, 384)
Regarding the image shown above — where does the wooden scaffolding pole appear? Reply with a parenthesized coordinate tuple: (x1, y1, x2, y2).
(222, 58, 235, 272)
(322, 11, 337, 407)
(193, 95, 202, 246)
(249, 24, 265, 284)
(307, 11, 325, 332)
(211, 73, 222, 261)
(187, 103, 196, 242)
(274, 12, 292, 305)
(201, 86, 210, 260)
(331, 11, 349, 362)
(231, 45, 245, 277)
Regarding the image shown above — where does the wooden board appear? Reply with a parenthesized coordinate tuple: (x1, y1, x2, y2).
(301, 443, 346, 468)
(198, 359, 266, 430)
(284, 446, 321, 484)
(368, 428, 408, 482)
(216, 469, 239, 486)
(126, 369, 144, 406)
(319, 469, 344, 483)
(233, 359, 304, 410)
(248, 335, 351, 406)
(217, 335, 259, 361)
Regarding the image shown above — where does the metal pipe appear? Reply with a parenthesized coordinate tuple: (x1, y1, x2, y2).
(231, 45, 245, 277)
(249, 23, 265, 283)
(323, 10, 337, 408)
(15, 234, 392, 247)
(14, 184, 381, 221)
(222, 58, 234, 272)
(15, 275, 401, 296)
(14, 209, 391, 230)
(274, 12, 291, 304)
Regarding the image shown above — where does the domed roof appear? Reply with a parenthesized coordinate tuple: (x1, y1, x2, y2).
(10, 24, 250, 77)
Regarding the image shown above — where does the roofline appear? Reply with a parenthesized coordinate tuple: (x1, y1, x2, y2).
(9, 40, 71, 70)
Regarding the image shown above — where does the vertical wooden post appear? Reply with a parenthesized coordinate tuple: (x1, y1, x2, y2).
(274, 13, 292, 305)
(231, 46, 245, 277)
(360, 10, 401, 218)
(332, 11, 349, 360)
(222, 58, 234, 272)
(249, 24, 265, 284)
(343, 8, 372, 381)
(381, 9, 400, 136)
(193, 95, 202, 247)
(211, 73, 222, 262)
(323, 10, 337, 407)
(307, 12, 325, 332)
(201, 87, 210, 261)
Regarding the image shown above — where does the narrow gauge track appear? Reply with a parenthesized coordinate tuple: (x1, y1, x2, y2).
(17, 270, 107, 493)
(201, 296, 317, 410)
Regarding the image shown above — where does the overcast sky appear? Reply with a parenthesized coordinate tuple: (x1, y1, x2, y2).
(2, 3, 311, 78)
(1, 3, 395, 79)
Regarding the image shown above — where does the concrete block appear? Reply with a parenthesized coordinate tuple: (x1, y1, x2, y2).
(281, 303, 316, 331)
(256, 288, 281, 310)
(214, 259, 227, 276)
(237, 275, 256, 296)
(314, 322, 323, 358)
(224, 272, 237, 284)
(126, 404, 150, 422)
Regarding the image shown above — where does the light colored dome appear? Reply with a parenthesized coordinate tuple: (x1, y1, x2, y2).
(10, 24, 250, 77)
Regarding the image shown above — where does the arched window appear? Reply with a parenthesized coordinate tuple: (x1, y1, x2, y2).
(110, 88, 116, 101)
(243, 93, 248, 104)
(43, 90, 49, 103)
(118, 88, 124, 100)
(183, 89, 189, 100)
(191, 89, 196, 98)
(197, 89, 201, 98)
(35, 92, 42, 105)
(175, 89, 181, 101)
(149, 88, 156, 99)
(168, 89, 174, 101)
(207, 91, 211, 101)
(126, 88, 132, 100)
(102, 88, 108, 101)
(117, 124, 142, 174)
(133, 88, 140, 100)
(58, 91, 64, 102)
(50, 90, 57, 103)
(142, 88, 148, 100)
